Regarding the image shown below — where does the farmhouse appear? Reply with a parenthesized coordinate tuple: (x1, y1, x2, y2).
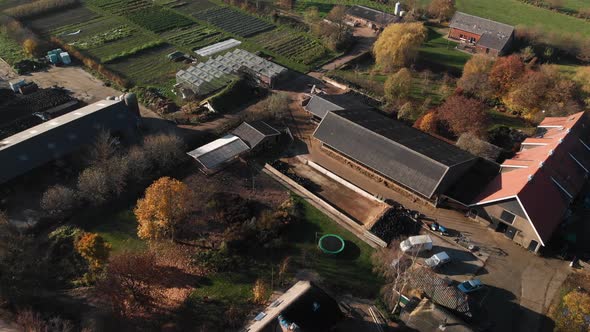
(449, 12, 514, 56)
(346, 5, 400, 29)
(0, 96, 140, 184)
(303, 93, 372, 121)
(470, 112, 590, 253)
(231, 120, 281, 152)
(244, 280, 343, 332)
(313, 110, 478, 202)
(176, 49, 288, 97)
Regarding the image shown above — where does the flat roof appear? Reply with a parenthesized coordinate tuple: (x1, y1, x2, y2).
(0, 99, 122, 151)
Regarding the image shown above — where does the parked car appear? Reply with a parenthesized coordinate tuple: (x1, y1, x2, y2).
(429, 222, 450, 236)
(425, 252, 451, 269)
(400, 235, 433, 254)
(457, 279, 484, 293)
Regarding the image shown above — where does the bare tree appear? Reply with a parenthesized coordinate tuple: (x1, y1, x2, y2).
(40, 185, 79, 216)
(88, 130, 118, 167)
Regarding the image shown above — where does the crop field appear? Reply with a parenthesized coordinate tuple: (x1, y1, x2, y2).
(252, 29, 330, 66)
(161, 25, 224, 50)
(87, 0, 152, 15)
(157, 0, 217, 14)
(125, 7, 195, 33)
(106, 44, 187, 88)
(0, 0, 35, 11)
(194, 7, 274, 37)
(28, 6, 100, 34)
(0, 32, 26, 65)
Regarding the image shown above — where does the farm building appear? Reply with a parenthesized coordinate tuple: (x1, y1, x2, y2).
(313, 110, 478, 202)
(176, 49, 287, 97)
(0, 96, 140, 184)
(470, 112, 590, 253)
(346, 5, 400, 29)
(449, 12, 514, 56)
(187, 134, 250, 174)
(244, 281, 343, 332)
(231, 121, 281, 152)
(303, 93, 372, 121)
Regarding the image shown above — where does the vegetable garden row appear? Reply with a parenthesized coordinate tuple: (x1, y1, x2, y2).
(193, 7, 274, 37)
(163, 26, 225, 50)
(258, 33, 328, 65)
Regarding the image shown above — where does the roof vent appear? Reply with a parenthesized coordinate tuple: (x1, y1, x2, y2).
(559, 138, 564, 143)
(548, 149, 554, 156)
(567, 128, 571, 133)
(528, 175, 534, 182)
(539, 161, 544, 168)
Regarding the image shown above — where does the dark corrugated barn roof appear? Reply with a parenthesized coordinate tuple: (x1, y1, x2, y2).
(231, 121, 280, 149)
(449, 12, 514, 51)
(313, 110, 477, 198)
(346, 5, 400, 25)
(304, 94, 372, 119)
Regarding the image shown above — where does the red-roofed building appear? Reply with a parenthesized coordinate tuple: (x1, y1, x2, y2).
(470, 112, 590, 253)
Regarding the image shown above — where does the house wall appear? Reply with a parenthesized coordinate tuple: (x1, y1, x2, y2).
(448, 28, 481, 43)
(474, 198, 541, 251)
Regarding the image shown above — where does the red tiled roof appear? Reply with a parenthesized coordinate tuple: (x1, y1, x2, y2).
(473, 112, 589, 245)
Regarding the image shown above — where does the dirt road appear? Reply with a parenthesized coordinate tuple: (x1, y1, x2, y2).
(321, 27, 377, 71)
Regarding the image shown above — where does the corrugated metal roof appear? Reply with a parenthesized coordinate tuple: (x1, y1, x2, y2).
(313, 110, 476, 198)
(187, 134, 249, 170)
(304, 94, 372, 119)
(232, 121, 279, 149)
(450, 12, 514, 51)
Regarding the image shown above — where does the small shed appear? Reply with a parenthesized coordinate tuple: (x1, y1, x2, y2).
(60, 52, 71, 65)
(186, 134, 250, 174)
(231, 120, 280, 152)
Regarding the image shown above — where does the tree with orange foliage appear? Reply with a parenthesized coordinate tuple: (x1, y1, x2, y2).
(417, 112, 439, 134)
(437, 95, 488, 137)
(488, 55, 525, 95)
(134, 177, 193, 241)
(75, 232, 111, 270)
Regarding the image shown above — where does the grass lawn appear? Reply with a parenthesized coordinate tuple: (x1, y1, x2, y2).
(455, 0, 590, 37)
(0, 32, 26, 65)
(83, 209, 146, 253)
(417, 27, 471, 73)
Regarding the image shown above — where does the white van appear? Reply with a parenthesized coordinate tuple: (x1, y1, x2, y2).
(400, 235, 433, 254)
(425, 251, 451, 268)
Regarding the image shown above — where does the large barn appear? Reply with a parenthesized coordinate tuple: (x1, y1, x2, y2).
(448, 12, 514, 56)
(313, 110, 478, 201)
(0, 96, 140, 184)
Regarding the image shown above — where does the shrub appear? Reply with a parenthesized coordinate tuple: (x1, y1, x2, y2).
(77, 166, 110, 205)
(40, 185, 78, 217)
(142, 133, 185, 173)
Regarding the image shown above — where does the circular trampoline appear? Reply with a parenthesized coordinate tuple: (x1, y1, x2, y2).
(318, 234, 345, 254)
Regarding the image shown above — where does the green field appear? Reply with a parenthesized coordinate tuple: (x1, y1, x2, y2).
(106, 44, 188, 89)
(161, 25, 225, 51)
(455, 0, 590, 37)
(186, 196, 382, 326)
(0, 32, 26, 65)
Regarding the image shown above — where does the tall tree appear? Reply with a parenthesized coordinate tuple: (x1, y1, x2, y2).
(458, 54, 494, 100)
(384, 68, 413, 104)
(373, 22, 427, 71)
(416, 111, 438, 134)
(135, 177, 193, 241)
(437, 95, 488, 137)
(427, 0, 455, 22)
(488, 55, 525, 95)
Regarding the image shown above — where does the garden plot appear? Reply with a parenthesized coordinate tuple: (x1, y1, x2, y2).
(28, 6, 100, 35)
(107, 44, 188, 88)
(85, 30, 160, 62)
(88, 0, 152, 15)
(158, 0, 217, 13)
(253, 29, 330, 66)
(125, 7, 195, 33)
(161, 25, 224, 50)
(194, 7, 274, 37)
